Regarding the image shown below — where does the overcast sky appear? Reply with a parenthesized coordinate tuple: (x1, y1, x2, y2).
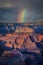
(0, 0, 43, 23)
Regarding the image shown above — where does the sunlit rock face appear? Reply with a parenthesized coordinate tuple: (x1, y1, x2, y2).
(15, 26, 34, 33)
(0, 24, 43, 54)
(0, 25, 35, 49)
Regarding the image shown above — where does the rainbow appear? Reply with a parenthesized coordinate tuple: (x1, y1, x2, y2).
(17, 9, 26, 23)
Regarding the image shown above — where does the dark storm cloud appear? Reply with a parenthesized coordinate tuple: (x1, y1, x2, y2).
(0, 0, 43, 23)
(0, 0, 42, 10)
(0, 0, 43, 9)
